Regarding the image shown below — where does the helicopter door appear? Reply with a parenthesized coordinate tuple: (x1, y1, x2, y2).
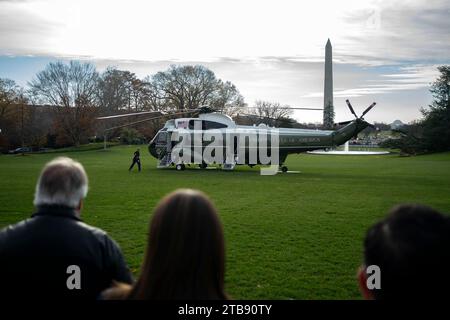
(155, 131, 170, 158)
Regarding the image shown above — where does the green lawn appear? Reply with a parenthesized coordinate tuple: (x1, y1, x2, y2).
(1, 145, 450, 299)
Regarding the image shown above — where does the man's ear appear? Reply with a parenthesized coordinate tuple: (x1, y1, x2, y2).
(358, 265, 374, 300)
(76, 199, 83, 214)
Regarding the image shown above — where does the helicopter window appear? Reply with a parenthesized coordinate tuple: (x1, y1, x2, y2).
(156, 132, 168, 143)
(188, 120, 202, 130)
(203, 120, 227, 130)
(188, 120, 227, 130)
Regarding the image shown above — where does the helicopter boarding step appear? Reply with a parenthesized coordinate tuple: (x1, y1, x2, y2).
(158, 154, 172, 168)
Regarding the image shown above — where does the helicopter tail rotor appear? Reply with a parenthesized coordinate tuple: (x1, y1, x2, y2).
(361, 102, 376, 118)
(345, 99, 358, 118)
(336, 100, 377, 127)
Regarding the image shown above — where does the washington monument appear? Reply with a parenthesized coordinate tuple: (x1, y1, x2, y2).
(323, 39, 334, 128)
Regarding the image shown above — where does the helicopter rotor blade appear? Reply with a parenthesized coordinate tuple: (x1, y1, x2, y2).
(97, 110, 161, 120)
(98, 108, 202, 121)
(103, 114, 173, 132)
(279, 107, 323, 111)
(361, 102, 376, 118)
(102, 109, 203, 132)
(237, 112, 284, 123)
(345, 99, 358, 118)
(243, 106, 322, 111)
(268, 107, 322, 111)
(336, 120, 352, 126)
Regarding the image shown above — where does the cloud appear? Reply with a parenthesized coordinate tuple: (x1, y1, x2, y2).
(302, 63, 441, 99)
(0, 0, 447, 124)
(0, 0, 448, 64)
(338, 0, 450, 65)
(0, 0, 63, 55)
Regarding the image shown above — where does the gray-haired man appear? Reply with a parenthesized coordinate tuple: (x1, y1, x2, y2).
(0, 157, 133, 299)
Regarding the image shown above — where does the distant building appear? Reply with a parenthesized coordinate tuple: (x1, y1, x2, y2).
(390, 119, 405, 130)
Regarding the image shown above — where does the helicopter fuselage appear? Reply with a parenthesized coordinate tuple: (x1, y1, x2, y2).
(148, 112, 369, 169)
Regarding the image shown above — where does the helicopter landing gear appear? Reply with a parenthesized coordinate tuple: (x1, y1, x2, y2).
(176, 164, 186, 171)
(199, 162, 207, 169)
(281, 166, 288, 173)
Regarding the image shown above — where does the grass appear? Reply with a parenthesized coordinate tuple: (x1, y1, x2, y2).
(1, 145, 450, 299)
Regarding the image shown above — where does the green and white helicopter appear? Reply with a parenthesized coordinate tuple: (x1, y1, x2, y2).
(98, 100, 376, 172)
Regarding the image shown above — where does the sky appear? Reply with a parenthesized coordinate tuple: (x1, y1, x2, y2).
(0, 0, 449, 124)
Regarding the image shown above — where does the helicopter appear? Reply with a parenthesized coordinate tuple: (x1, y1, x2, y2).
(97, 99, 376, 173)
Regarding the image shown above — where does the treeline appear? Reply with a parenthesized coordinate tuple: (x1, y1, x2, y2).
(3, 61, 448, 155)
(0, 62, 247, 151)
(381, 66, 450, 154)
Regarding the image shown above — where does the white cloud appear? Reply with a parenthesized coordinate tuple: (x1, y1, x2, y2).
(0, 0, 447, 124)
(1, 0, 448, 63)
(302, 64, 440, 99)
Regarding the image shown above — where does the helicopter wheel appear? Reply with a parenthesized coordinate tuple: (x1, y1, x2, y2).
(281, 166, 288, 173)
(199, 162, 207, 169)
(176, 164, 185, 171)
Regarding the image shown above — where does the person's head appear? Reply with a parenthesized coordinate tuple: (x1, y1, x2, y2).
(358, 204, 450, 299)
(33, 157, 88, 212)
(129, 189, 227, 300)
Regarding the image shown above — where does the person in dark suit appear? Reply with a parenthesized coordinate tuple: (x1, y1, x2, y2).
(0, 157, 133, 299)
(129, 148, 141, 172)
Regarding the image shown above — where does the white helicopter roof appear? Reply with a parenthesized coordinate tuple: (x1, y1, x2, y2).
(198, 112, 236, 127)
(165, 112, 237, 129)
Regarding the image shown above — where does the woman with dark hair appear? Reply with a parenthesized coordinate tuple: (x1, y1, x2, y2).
(103, 189, 228, 300)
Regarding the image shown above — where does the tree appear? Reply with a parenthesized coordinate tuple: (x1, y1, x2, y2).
(29, 61, 99, 146)
(251, 100, 294, 127)
(323, 101, 335, 129)
(209, 80, 246, 116)
(97, 68, 154, 112)
(420, 65, 450, 152)
(149, 65, 245, 115)
(0, 79, 32, 151)
(381, 65, 450, 154)
(0, 78, 19, 124)
(120, 127, 144, 145)
(97, 68, 131, 111)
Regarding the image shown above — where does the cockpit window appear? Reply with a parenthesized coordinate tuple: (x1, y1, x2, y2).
(203, 120, 227, 130)
(156, 132, 168, 143)
(188, 120, 227, 130)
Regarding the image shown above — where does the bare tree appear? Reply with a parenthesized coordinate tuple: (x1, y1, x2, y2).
(24, 106, 51, 148)
(0, 79, 32, 150)
(149, 65, 245, 114)
(97, 67, 130, 111)
(29, 61, 99, 146)
(252, 100, 294, 126)
(97, 68, 158, 113)
(0, 78, 19, 124)
(210, 80, 246, 116)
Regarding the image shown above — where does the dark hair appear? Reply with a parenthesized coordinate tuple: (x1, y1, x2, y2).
(126, 189, 227, 300)
(363, 204, 450, 299)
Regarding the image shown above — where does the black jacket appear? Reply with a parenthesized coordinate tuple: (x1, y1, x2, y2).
(0, 205, 133, 299)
